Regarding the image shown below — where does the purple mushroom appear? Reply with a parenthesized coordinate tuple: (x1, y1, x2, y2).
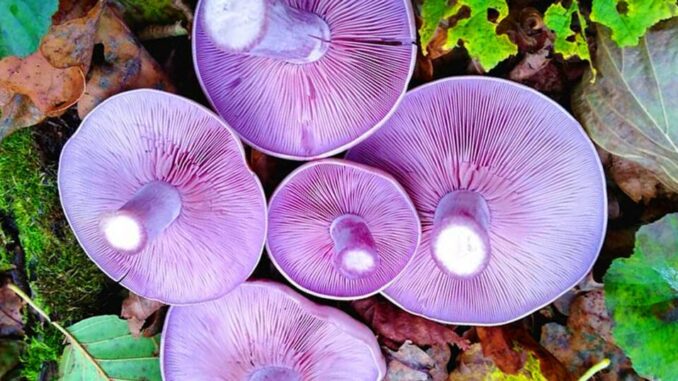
(193, 0, 416, 160)
(161, 280, 386, 380)
(346, 77, 607, 325)
(267, 159, 420, 299)
(58, 89, 267, 304)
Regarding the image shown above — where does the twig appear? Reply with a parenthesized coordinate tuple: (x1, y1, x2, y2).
(138, 21, 188, 41)
(578, 358, 611, 381)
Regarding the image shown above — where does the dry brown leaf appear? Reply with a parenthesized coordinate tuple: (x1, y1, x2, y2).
(478, 325, 571, 381)
(609, 155, 663, 203)
(540, 290, 642, 381)
(386, 359, 428, 381)
(77, 6, 175, 118)
(0, 284, 24, 336)
(352, 296, 469, 350)
(121, 292, 165, 337)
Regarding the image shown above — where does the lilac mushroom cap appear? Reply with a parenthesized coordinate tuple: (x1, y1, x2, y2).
(193, 0, 416, 160)
(161, 280, 386, 380)
(58, 89, 267, 305)
(267, 159, 420, 299)
(346, 77, 607, 325)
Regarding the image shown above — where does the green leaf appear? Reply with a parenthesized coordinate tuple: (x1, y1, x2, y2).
(590, 0, 677, 47)
(603, 213, 678, 381)
(419, 0, 517, 70)
(0, 0, 58, 59)
(544, 1, 593, 65)
(446, 0, 517, 70)
(58, 315, 161, 381)
(572, 19, 678, 192)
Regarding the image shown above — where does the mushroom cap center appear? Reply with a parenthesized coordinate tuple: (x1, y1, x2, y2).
(202, 0, 267, 51)
(101, 213, 144, 252)
(431, 222, 489, 277)
(249, 366, 301, 381)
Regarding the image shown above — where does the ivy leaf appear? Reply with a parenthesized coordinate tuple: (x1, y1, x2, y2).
(603, 213, 678, 381)
(58, 315, 161, 381)
(590, 0, 677, 47)
(419, 0, 517, 70)
(544, 0, 594, 74)
(572, 19, 678, 193)
(0, 0, 59, 59)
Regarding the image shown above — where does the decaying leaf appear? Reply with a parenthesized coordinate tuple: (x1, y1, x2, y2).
(0, 0, 59, 59)
(573, 19, 678, 193)
(385, 342, 451, 381)
(352, 297, 469, 350)
(77, 6, 175, 118)
(0, 284, 24, 336)
(121, 292, 165, 337)
(386, 359, 429, 381)
(609, 155, 664, 203)
(543, 0, 593, 71)
(449, 343, 547, 381)
(540, 290, 642, 380)
(603, 213, 678, 381)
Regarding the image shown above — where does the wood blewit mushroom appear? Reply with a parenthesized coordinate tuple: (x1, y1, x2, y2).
(58, 89, 267, 305)
(193, 0, 417, 159)
(347, 77, 607, 325)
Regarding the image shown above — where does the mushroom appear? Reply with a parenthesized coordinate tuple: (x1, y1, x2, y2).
(266, 159, 420, 299)
(346, 77, 607, 325)
(161, 280, 386, 380)
(192, 0, 417, 160)
(58, 89, 267, 304)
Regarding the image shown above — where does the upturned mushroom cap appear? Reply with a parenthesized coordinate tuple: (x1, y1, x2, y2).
(161, 280, 386, 380)
(267, 159, 420, 299)
(193, 0, 416, 160)
(346, 77, 607, 325)
(58, 89, 267, 305)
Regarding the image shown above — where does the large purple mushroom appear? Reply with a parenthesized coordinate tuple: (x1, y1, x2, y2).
(193, 0, 416, 160)
(58, 89, 267, 305)
(161, 280, 386, 380)
(267, 159, 420, 299)
(347, 77, 607, 325)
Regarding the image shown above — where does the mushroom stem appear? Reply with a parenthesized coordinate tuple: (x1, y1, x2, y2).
(202, 0, 330, 64)
(100, 181, 181, 254)
(430, 191, 491, 278)
(330, 214, 380, 279)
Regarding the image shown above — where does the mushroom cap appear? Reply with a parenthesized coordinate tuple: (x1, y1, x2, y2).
(346, 77, 607, 325)
(58, 89, 267, 305)
(192, 0, 416, 160)
(161, 280, 386, 380)
(267, 159, 420, 299)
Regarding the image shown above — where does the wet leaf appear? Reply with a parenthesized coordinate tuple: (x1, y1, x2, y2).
(573, 19, 677, 192)
(0, 284, 23, 336)
(77, 6, 175, 118)
(121, 292, 165, 337)
(590, 0, 677, 47)
(603, 213, 678, 381)
(0, 0, 59, 59)
(540, 290, 642, 380)
(58, 315, 161, 381)
(352, 297, 469, 350)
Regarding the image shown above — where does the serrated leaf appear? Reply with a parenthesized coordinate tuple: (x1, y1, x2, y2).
(58, 315, 161, 381)
(590, 0, 677, 47)
(603, 213, 678, 381)
(544, 1, 593, 70)
(0, 0, 59, 59)
(572, 19, 678, 192)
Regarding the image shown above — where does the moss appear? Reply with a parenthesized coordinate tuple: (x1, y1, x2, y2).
(19, 325, 61, 381)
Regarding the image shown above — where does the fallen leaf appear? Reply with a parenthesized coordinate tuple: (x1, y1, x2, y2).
(543, 0, 592, 67)
(478, 325, 571, 381)
(573, 19, 678, 193)
(449, 343, 547, 381)
(603, 213, 678, 381)
(540, 290, 642, 380)
(77, 6, 175, 118)
(386, 359, 428, 381)
(0, 284, 24, 336)
(385, 342, 452, 381)
(609, 155, 663, 203)
(121, 292, 165, 337)
(0, 0, 58, 59)
(427, 344, 452, 381)
(352, 297, 469, 350)
(249, 149, 299, 195)
(590, 0, 677, 47)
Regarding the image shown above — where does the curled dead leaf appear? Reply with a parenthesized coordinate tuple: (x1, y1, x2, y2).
(0, 284, 24, 336)
(121, 292, 165, 337)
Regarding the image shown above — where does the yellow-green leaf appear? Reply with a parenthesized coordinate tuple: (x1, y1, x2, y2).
(590, 0, 677, 46)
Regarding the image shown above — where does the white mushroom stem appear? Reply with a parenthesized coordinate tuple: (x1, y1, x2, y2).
(330, 214, 380, 279)
(430, 191, 491, 277)
(100, 181, 182, 254)
(202, 0, 330, 64)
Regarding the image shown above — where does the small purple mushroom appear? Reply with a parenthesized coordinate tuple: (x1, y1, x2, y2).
(161, 280, 386, 380)
(58, 89, 267, 304)
(193, 0, 416, 159)
(267, 159, 420, 299)
(347, 77, 607, 325)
